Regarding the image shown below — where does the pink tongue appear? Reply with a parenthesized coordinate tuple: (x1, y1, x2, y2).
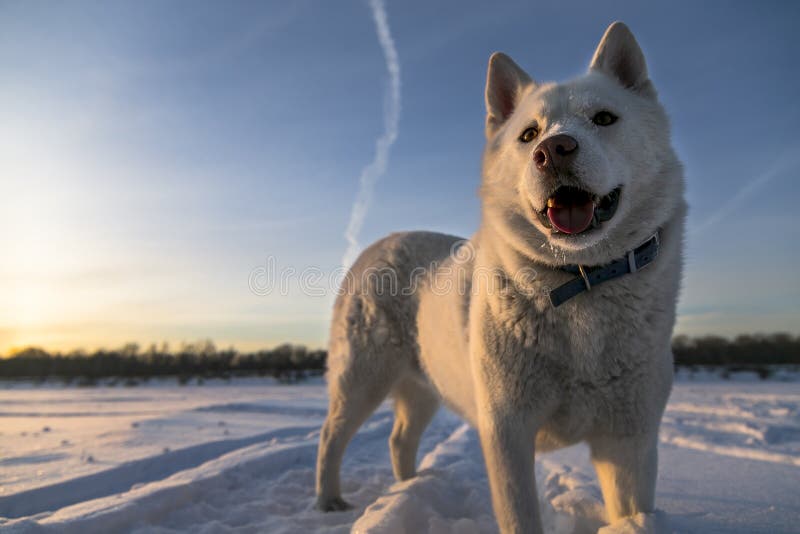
(547, 200, 595, 234)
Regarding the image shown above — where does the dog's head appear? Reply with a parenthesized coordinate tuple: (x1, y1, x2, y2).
(481, 22, 684, 266)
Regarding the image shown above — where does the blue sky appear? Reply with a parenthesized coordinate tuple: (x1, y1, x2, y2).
(1, 0, 799, 353)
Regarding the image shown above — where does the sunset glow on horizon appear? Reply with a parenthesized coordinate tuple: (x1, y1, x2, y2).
(2, 1, 799, 355)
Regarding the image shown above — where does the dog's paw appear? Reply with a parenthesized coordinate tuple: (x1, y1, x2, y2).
(597, 510, 670, 534)
(316, 495, 353, 512)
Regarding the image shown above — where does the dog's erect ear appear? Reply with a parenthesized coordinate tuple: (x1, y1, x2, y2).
(590, 22, 651, 94)
(485, 52, 533, 138)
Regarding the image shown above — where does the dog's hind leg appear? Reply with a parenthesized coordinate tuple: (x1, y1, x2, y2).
(315, 367, 393, 511)
(389, 376, 440, 481)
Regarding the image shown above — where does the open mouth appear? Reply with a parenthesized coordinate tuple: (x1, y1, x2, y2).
(537, 186, 621, 235)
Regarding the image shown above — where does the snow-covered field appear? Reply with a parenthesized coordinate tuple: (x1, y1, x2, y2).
(1, 372, 798, 533)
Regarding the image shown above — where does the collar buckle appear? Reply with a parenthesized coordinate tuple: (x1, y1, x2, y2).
(631, 231, 660, 274)
(578, 264, 592, 291)
(627, 250, 638, 273)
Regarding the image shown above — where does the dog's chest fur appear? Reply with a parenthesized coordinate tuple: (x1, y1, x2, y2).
(416, 222, 680, 448)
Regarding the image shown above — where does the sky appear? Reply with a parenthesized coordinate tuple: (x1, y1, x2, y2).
(1, 0, 799, 354)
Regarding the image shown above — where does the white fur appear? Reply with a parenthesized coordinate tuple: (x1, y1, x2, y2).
(316, 22, 685, 534)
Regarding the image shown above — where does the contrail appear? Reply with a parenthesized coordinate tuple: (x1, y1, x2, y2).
(691, 147, 799, 237)
(341, 0, 401, 269)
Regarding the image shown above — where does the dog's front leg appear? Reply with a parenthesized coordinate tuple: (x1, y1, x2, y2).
(478, 407, 541, 534)
(589, 431, 659, 523)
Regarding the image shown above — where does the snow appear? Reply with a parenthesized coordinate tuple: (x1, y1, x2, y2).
(1, 374, 798, 533)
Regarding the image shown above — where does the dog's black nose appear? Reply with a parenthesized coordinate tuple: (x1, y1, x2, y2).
(533, 134, 579, 171)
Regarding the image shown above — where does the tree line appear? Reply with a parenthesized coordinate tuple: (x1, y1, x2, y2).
(0, 341, 325, 383)
(672, 333, 800, 366)
(1, 333, 798, 383)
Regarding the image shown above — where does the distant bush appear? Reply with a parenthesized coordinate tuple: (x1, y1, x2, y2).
(0, 341, 326, 382)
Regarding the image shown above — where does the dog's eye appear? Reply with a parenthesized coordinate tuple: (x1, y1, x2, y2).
(592, 111, 618, 126)
(518, 127, 538, 143)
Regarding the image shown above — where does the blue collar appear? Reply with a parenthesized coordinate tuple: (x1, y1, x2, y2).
(548, 232, 661, 307)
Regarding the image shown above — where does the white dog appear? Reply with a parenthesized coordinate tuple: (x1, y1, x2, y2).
(317, 22, 685, 533)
